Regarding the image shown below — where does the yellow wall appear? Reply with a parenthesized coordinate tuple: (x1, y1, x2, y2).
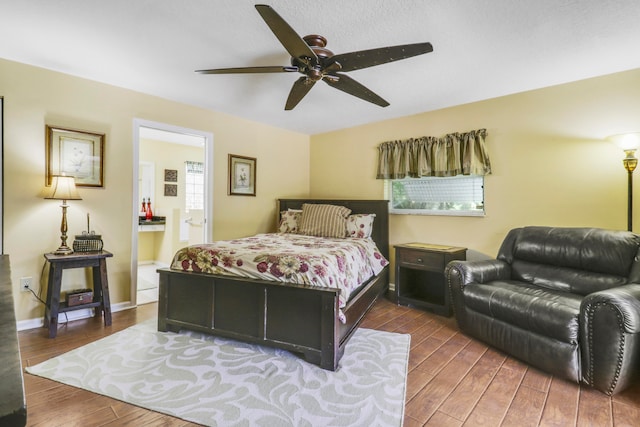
(137, 232, 157, 263)
(310, 69, 640, 270)
(1, 58, 310, 322)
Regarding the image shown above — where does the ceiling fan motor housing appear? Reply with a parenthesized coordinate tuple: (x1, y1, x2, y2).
(291, 34, 337, 81)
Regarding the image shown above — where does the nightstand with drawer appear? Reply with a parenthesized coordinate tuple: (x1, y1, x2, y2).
(394, 243, 466, 316)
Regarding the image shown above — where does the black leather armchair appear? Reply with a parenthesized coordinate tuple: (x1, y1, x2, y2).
(446, 226, 640, 395)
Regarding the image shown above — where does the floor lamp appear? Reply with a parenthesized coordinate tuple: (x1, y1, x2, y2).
(609, 133, 640, 232)
(44, 175, 82, 255)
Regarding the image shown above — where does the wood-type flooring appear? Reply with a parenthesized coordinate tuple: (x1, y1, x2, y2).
(17, 297, 640, 426)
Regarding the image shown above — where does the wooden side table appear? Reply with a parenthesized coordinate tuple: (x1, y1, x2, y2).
(43, 250, 113, 338)
(394, 243, 466, 316)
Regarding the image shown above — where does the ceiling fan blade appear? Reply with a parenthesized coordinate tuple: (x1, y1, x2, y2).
(285, 77, 316, 110)
(195, 66, 298, 74)
(324, 73, 389, 107)
(329, 42, 433, 72)
(255, 4, 318, 67)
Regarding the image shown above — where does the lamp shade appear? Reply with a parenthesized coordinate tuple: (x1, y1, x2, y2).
(608, 133, 640, 151)
(44, 175, 82, 201)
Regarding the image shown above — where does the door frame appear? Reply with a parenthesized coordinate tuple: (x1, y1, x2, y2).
(131, 118, 213, 305)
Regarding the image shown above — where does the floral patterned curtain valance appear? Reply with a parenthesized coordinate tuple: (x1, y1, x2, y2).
(376, 128, 491, 179)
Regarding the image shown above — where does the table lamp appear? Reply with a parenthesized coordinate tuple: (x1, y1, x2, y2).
(44, 175, 82, 255)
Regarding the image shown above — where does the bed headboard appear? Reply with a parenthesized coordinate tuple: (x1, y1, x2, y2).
(278, 199, 390, 260)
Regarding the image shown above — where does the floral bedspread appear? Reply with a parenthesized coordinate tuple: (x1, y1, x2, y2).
(170, 233, 389, 323)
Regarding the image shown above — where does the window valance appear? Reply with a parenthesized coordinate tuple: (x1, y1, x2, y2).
(376, 128, 491, 179)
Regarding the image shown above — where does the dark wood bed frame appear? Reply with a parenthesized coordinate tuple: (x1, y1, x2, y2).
(157, 199, 389, 370)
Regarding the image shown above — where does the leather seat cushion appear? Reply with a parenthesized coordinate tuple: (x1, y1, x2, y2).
(463, 280, 582, 343)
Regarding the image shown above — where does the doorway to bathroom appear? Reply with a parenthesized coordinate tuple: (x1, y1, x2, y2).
(131, 119, 213, 306)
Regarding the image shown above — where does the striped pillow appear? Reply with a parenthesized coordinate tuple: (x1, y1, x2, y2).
(299, 204, 352, 238)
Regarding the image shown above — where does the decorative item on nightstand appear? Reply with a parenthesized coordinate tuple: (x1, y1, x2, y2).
(73, 233, 103, 252)
(43, 175, 82, 255)
(73, 213, 104, 252)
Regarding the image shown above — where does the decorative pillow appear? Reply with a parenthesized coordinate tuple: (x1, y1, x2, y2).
(279, 209, 302, 233)
(346, 214, 376, 239)
(298, 203, 352, 238)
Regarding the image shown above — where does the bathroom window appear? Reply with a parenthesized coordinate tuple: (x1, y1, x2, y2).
(185, 161, 204, 210)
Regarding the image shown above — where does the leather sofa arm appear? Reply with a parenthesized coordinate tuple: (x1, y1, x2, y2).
(580, 283, 640, 395)
(446, 259, 511, 328)
(446, 259, 511, 288)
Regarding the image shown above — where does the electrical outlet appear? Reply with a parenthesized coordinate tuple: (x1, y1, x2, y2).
(20, 277, 33, 292)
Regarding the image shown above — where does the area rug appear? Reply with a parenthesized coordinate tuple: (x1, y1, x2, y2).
(26, 319, 410, 426)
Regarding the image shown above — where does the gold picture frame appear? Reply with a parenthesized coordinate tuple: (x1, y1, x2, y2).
(228, 154, 256, 196)
(46, 125, 105, 187)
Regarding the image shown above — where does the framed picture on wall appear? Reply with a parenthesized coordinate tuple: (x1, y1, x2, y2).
(164, 183, 177, 197)
(164, 169, 178, 182)
(228, 154, 256, 196)
(45, 125, 105, 187)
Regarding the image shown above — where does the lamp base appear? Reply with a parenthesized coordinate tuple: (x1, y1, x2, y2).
(53, 245, 74, 255)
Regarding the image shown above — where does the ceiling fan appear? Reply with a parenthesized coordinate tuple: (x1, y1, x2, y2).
(196, 4, 433, 110)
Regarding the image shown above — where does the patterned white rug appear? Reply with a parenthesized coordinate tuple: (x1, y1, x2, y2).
(26, 319, 410, 427)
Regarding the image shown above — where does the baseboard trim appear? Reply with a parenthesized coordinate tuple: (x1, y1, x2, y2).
(17, 301, 135, 332)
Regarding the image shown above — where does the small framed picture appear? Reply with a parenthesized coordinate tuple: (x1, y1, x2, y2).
(228, 154, 256, 196)
(164, 183, 177, 197)
(45, 125, 105, 187)
(164, 169, 178, 182)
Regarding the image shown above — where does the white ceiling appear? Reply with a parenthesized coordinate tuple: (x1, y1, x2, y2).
(2, 0, 640, 135)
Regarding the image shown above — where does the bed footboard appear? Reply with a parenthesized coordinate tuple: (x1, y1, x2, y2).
(157, 265, 388, 370)
(158, 269, 344, 369)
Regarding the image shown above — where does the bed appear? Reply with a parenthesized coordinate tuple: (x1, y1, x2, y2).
(157, 199, 390, 370)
